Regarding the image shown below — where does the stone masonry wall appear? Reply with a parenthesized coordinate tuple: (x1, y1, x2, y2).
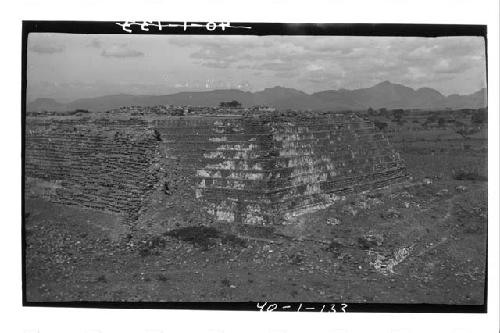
(25, 112, 406, 226)
(155, 113, 407, 225)
(25, 116, 162, 215)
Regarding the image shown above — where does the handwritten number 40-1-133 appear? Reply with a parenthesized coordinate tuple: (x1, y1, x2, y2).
(116, 21, 252, 33)
(256, 302, 348, 312)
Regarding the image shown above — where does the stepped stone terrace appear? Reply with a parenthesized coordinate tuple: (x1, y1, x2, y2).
(25, 108, 407, 227)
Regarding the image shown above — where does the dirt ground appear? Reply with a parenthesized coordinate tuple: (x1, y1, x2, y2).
(24, 118, 487, 304)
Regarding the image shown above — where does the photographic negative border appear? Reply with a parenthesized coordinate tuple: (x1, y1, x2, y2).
(21, 20, 488, 313)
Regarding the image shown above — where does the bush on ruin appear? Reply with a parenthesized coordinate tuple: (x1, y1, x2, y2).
(374, 121, 388, 131)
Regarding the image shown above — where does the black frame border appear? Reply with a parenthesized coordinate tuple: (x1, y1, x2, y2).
(21, 20, 488, 313)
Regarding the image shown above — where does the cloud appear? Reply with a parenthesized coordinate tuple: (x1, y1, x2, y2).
(167, 35, 484, 94)
(89, 39, 144, 58)
(255, 61, 298, 72)
(189, 43, 248, 68)
(27, 34, 486, 99)
(432, 59, 469, 74)
(167, 35, 486, 93)
(100, 44, 144, 58)
(170, 35, 278, 70)
(29, 43, 65, 54)
(87, 39, 103, 49)
(200, 61, 231, 69)
(275, 71, 299, 79)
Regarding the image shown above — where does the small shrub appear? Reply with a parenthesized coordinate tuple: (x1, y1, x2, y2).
(138, 235, 168, 257)
(165, 226, 217, 250)
(452, 169, 487, 181)
(221, 278, 231, 287)
(157, 274, 168, 282)
(438, 118, 446, 127)
(220, 233, 247, 248)
(374, 121, 388, 131)
(289, 253, 304, 265)
(471, 109, 487, 124)
(96, 274, 107, 283)
(325, 240, 344, 253)
(165, 226, 247, 251)
(392, 109, 405, 121)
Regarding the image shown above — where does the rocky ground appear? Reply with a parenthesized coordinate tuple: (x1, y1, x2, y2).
(24, 123, 487, 304)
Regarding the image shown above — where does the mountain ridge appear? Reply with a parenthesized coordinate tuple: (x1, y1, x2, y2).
(27, 81, 487, 112)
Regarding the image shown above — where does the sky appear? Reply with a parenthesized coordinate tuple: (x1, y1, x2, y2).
(27, 33, 487, 102)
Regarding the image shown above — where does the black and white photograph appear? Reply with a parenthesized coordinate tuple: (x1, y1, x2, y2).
(23, 22, 489, 309)
(2, 0, 497, 331)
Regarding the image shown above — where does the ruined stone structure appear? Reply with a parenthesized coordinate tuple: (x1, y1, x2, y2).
(25, 116, 162, 216)
(156, 113, 406, 225)
(25, 111, 407, 226)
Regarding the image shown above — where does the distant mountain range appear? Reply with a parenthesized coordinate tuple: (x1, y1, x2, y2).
(27, 81, 487, 113)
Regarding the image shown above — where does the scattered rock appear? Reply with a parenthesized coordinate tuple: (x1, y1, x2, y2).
(325, 240, 344, 253)
(358, 233, 384, 249)
(326, 217, 341, 226)
(381, 207, 401, 219)
(436, 189, 449, 196)
(289, 252, 305, 265)
(341, 205, 358, 216)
